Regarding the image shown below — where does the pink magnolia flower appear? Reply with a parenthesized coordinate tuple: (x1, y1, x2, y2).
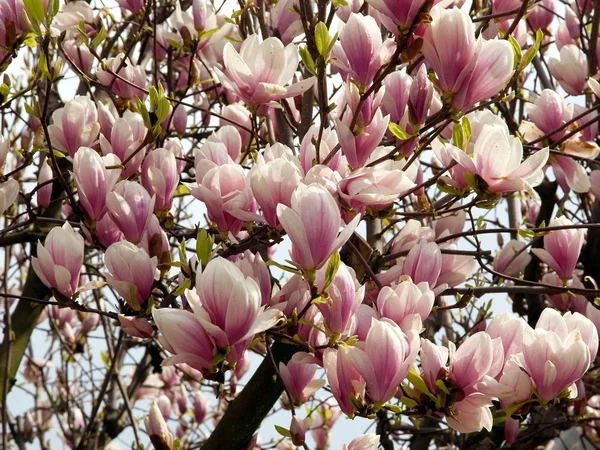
(348, 318, 420, 403)
(315, 260, 365, 335)
(335, 85, 390, 168)
(37, 160, 53, 208)
(422, 6, 514, 112)
(117, 0, 144, 14)
(107, 181, 155, 244)
(279, 352, 325, 405)
(377, 280, 435, 330)
(485, 312, 527, 365)
(104, 240, 158, 310)
(522, 309, 595, 402)
(496, 356, 533, 410)
(186, 257, 282, 351)
(73, 147, 120, 222)
(323, 346, 366, 416)
(63, 40, 94, 76)
(144, 401, 174, 450)
(382, 70, 412, 125)
(97, 54, 148, 100)
(232, 251, 272, 306)
(400, 239, 442, 289)
(214, 35, 315, 105)
(189, 164, 255, 235)
(141, 148, 180, 212)
(549, 45, 588, 96)
(48, 96, 100, 158)
(299, 125, 345, 174)
(276, 183, 360, 270)
(449, 332, 496, 391)
(152, 306, 217, 373)
(99, 110, 147, 177)
(32, 222, 84, 298)
(531, 216, 584, 280)
(247, 154, 303, 229)
(118, 315, 153, 338)
(96, 212, 124, 248)
(193, 390, 208, 423)
(492, 239, 532, 278)
(331, 14, 383, 86)
(445, 392, 495, 433)
(526, 89, 574, 142)
(527, 0, 555, 30)
(448, 124, 549, 193)
(420, 338, 449, 392)
(220, 104, 252, 146)
(390, 220, 435, 256)
(336, 0, 363, 22)
(338, 167, 415, 216)
(409, 64, 434, 126)
(270, 0, 303, 45)
(342, 434, 380, 450)
(367, 0, 427, 33)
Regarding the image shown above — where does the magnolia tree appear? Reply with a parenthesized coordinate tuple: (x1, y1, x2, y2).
(4, 0, 600, 448)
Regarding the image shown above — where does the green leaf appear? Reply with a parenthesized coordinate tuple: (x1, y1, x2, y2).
(196, 229, 214, 267)
(315, 22, 330, 57)
(519, 29, 543, 72)
(275, 425, 291, 438)
(172, 278, 191, 297)
(156, 98, 170, 125)
(518, 228, 536, 239)
(23, 0, 44, 23)
(508, 35, 522, 69)
(299, 45, 316, 75)
(91, 26, 107, 49)
(389, 123, 411, 141)
(452, 122, 465, 150)
(400, 396, 418, 408)
(407, 369, 432, 398)
(178, 238, 188, 264)
(322, 252, 340, 293)
(461, 116, 471, 145)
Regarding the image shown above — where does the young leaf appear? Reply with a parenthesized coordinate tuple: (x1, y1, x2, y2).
(389, 123, 411, 141)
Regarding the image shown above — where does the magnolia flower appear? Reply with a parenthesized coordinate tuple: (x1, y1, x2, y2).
(31, 222, 84, 298)
(492, 240, 531, 277)
(331, 14, 383, 86)
(97, 54, 147, 100)
(279, 352, 325, 405)
(214, 35, 315, 105)
(377, 280, 435, 330)
(37, 160, 53, 208)
(104, 241, 158, 310)
(422, 6, 514, 112)
(73, 147, 120, 221)
(277, 184, 360, 270)
(144, 401, 174, 450)
(314, 260, 364, 335)
(48, 96, 100, 158)
(531, 216, 584, 280)
(107, 181, 155, 244)
(448, 124, 549, 194)
(185, 257, 282, 355)
(549, 45, 588, 96)
(367, 0, 427, 32)
(348, 318, 420, 403)
(338, 167, 415, 216)
(523, 309, 597, 402)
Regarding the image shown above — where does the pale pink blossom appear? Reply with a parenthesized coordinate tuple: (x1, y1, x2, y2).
(214, 35, 315, 105)
(31, 222, 84, 298)
(277, 184, 360, 270)
(531, 216, 584, 280)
